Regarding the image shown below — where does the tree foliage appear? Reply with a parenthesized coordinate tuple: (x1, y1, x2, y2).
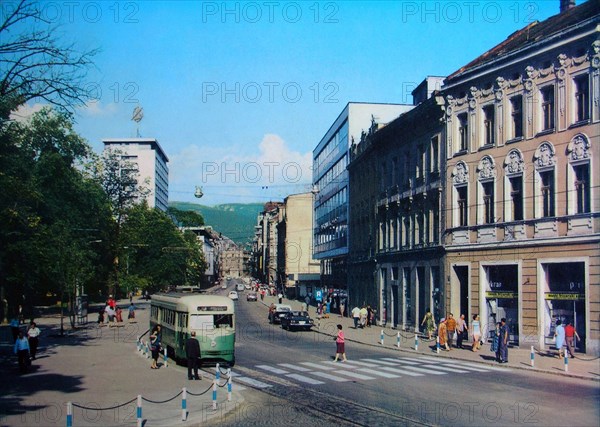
(167, 206, 205, 227)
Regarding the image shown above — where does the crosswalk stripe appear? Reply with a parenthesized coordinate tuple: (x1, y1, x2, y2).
(397, 357, 431, 363)
(357, 368, 400, 378)
(321, 361, 358, 369)
(360, 358, 400, 366)
(381, 357, 421, 365)
(334, 370, 376, 380)
(285, 373, 324, 385)
(255, 365, 289, 375)
(420, 364, 471, 374)
(300, 362, 334, 370)
(402, 366, 446, 375)
(416, 355, 506, 372)
(440, 363, 492, 373)
(309, 371, 352, 382)
(235, 376, 273, 389)
(343, 360, 379, 368)
(278, 363, 311, 372)
(380, 366, 424, 377)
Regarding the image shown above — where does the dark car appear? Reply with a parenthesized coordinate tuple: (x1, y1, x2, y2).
(280, 311, 313, 331)
(268, 304, 292, 324)
(246, 292, 258, 302)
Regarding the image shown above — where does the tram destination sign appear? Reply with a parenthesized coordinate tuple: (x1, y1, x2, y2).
(544, 293, 583, 300)
(485, 291, 517, 299)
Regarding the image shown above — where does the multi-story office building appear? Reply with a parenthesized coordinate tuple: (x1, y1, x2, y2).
(102, 138, 169, 211)
(443, 0, 599, 354)
(313, 103, 413, 292)
(348, 78, 446, 327)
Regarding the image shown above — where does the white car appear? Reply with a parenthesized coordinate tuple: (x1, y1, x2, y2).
(228, 291, 239, 301)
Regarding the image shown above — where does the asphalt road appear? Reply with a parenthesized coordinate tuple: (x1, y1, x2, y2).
(211, 284, 600, 427)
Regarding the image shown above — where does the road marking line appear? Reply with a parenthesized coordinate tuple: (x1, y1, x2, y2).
(278, 363, 311, 372)
(420, 364, 471, 374)
(357, 368, 400, 378)
(402, 366, 447, 375)
(380, 366, 423, 377)
(343, 360, 379, 367)
(360, 358, 400, 366)
(334, 370, 376, 380)
(440, 363, 492, 373)
(235, 377, 273, 389)
(416, 355, 507, 372)
(300, 362, 334, 370)
(309, 371, 352, 382)
(381, 357, 421, 365)
(285, 373, 324, 385)
(321, 361, 359, 369)
(255, 365, 289, 375)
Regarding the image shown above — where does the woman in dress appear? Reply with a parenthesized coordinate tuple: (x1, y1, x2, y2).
(438, 318, 449, 351)
(421, 309, 435, 339)
(333, 324, 347, 362)
(150, 325, 162, 369)
(471, 314, 481, 352)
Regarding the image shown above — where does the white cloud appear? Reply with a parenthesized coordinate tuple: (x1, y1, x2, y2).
(169, 134, 313, 205)
(78, 100, 119, 117)
(9, 103, 46, 122)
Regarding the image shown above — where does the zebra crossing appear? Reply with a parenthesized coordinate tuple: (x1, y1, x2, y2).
(230, 356, 504, 390)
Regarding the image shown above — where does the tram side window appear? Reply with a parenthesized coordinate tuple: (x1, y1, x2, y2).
(178, 312, 188, 328)
(214, 314, 233, 328)
(151, 306, 158, 321)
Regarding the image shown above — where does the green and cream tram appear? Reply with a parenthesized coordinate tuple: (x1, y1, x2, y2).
(150, 293, 235, 366)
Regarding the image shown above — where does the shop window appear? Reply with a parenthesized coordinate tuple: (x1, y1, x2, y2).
(482, 105, 495, 147)
(541, 85, 555, 131)
(573, 74, 589, 123)
(458, 113, 469, 152)
(510, 95, 523, 139)
(574, 163, 590, 214)
(509, 176, 524, 221)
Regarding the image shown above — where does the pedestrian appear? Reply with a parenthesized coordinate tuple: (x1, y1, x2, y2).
(260, 289, 265, 301)
(339, 297, 346, 318)
(129, 292, 133, 303)
(490, 322, 501, 361)
(351, 306, 360, 328)
(471, 314, 481, 352)
(359, 306, 368, 328)
(333, 324, 347, 362)
(498, 318, 509, 363)
(564, 320, 580, 358)
(366, 305, 373, 327)
(456, 314, 468, 349)
(97, 306, 105, 326)
(438, 318, 450, 351)
(27, 321, 41, 360)
(554, 319, 565, 359)
(128, 303, 136, 320)
(115, 306, 123, 323)
(18, 304, 24, 325)
(14, 330, 30, 373)
(185, 331, 201, 380)
(105, 304, 115, 326)
(278, 292, 283, 304)
(108, 295, 116, 310)
(10, 316, 20, 343)
(150, 325, 161, 369)
(304, 294, 310, 309)
(421, 309, 435, 340)
(445, 313, 457, 349)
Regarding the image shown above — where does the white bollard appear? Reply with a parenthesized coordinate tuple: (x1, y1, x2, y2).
(181, 387, 187, 421)
(530, 346, 535, 367)
(414, 334, 419, 351)
(436, 335, 440, 354)
(212, 379, 217, 410)
(564, 351, 569, 372)
(380, 329, 384, 345)
(66, 402, 73, 427)
(136, 395, 142, 427)
(163, 347, 168, 367)
(227, 368, 232, 401)
(397, 332, 401, 349)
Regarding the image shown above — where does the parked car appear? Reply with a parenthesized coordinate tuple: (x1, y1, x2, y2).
(280, 311, 313, 331)
(236, 283, 245, 292)
(268, 304, 292, 324)
(228, 291, 239, 301)
(246, 292, 258, 302)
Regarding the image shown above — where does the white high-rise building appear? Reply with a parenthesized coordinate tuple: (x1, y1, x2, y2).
(102, 138, 169, 211)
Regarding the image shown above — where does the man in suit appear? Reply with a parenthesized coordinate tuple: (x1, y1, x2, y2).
(185, 331, 201, 380)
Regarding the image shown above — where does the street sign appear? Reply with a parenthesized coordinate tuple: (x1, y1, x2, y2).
(315, 290, 323, 302)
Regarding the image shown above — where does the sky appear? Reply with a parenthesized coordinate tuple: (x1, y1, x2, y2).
(8, 0, 566, 205)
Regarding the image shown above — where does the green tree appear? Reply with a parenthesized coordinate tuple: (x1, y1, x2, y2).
(167, 207, 205, 227)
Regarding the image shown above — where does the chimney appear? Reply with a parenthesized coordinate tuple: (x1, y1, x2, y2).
(560, 0, 576, 13)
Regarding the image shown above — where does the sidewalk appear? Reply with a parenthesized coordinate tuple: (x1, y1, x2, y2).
(265, 295, 600, 382)
(0, 297, 241, 427)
